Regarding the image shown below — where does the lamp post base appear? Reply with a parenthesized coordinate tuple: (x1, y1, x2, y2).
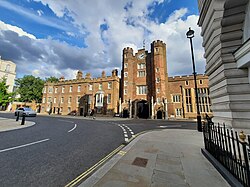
(197, 115, 202, 132)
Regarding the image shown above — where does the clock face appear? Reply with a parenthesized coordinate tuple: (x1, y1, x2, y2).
(138, 53, 145, 59)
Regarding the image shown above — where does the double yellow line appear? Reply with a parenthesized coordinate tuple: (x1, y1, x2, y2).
(65, 144, 125, 187)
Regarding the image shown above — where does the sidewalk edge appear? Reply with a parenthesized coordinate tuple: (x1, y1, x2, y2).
(78, 131, 150, 187)
(201, 148, 243, 187)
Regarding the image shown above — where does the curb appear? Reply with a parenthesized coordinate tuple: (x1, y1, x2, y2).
(201, 148, 243, 187)
(0, 119, 36, 133)
(79, 132, 146, 187)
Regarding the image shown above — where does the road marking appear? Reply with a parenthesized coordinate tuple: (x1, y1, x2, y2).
(68, 124, 77, 133)
(117, 124, 135, 143)
(65, 144, 125, 187)
(0, 139, 50, 153)
(118, 150, 127, 156)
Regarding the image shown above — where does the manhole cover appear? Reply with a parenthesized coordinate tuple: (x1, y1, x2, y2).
(132, 157, 148, 167)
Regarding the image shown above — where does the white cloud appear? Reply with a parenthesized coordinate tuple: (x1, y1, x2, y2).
(0, 0, 205, 79)
(0, 20, 36, 39)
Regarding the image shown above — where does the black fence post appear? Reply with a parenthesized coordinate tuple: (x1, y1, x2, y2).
(16, 112, 19, 121)
(242, 141, 250, 186)
(21, 114, 25, 125)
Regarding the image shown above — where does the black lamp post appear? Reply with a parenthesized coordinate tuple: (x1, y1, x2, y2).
(186, 27, 202, 132)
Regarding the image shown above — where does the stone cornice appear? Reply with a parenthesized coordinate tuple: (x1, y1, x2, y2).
(198, 0, 212, 26)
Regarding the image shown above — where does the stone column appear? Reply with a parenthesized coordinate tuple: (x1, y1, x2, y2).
(164, 98, 168, 119)
(129, 99, 132, 118)
(119, 98, 122, 116)
(151, 96, 154, 119)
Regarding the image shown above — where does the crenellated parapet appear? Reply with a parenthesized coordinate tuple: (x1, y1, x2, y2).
(151, 40, 166, 47)
(168, 74, 208, 82)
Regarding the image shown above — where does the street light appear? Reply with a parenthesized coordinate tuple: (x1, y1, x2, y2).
(186, 27, 202, 132)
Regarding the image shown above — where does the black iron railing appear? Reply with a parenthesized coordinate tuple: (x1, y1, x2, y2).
(203, 122, 250, 187)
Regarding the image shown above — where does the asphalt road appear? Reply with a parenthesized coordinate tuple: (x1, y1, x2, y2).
(0, 112, 196, 186)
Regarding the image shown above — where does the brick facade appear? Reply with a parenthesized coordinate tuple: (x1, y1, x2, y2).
(41, 70, 119, 116)
(41, 40, 212, 119)
(121, 40, 212, 119)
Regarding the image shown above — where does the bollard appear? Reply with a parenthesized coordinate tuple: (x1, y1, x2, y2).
(21, 114, 26, 125)
(16, 112, 19, 121)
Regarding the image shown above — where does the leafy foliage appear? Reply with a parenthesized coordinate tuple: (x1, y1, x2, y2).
(45, 76, 59, 83)
(15, 75, 45, 103)
(0, 78, 14, 107)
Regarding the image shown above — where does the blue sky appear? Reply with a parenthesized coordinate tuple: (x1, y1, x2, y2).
(0, 0, 204, 79)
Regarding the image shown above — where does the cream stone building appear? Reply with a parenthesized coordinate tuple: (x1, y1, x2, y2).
(0, 56, 16, 93)
(198, 0, 250, 128)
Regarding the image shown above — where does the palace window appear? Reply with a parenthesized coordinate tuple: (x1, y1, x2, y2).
(77, 85, 81, 92)
(68, 97, 72, 103)
(136, 85, 147, 95)
(42, 97, 46, 103)
(5, 64, 10, 72)
(199, 80, 203, 85)
(124, 72, 128, 77)
(176, 108, 182, 116)
(108, 82, 112, 89)
(69, 86, 73, 92)
(76, 96, 80, 104)
(88, 84, 93, 91)
(61, 97, 64, 103)
(138, 71, 146, 77)
(198, 88, 211, 113)
(107, 94, 111, 104)
(157, 98, 161, 104)
(48, 87, 53, 93)
(54, 97, 57, 104)
(185, 81, 189, 86)
(156, 77, 160, 83)
(172, 95, 180, 103)
(62, 86, 65, 93)
(47, 97, 52, 103)
(124, 63, 128, 68)
(124, 89, 127, 95)
(43, 87, 46, 93)
(124, 81, 128, 86)
(55, 87, 58, 93)
(99, 83, 102, 90)
(156, 68, 159, 72)
(137, 63, 146, 69)
(157, 88, 160, 93)
(185, 89, 192, 112)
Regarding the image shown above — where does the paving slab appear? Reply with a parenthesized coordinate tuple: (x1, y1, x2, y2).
(0, 117, 35, 132)
(81, 129, 230, 187)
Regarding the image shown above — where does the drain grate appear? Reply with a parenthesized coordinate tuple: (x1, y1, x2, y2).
(132, 157, 148, 167)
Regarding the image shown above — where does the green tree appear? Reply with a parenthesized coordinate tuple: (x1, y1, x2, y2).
(0, 78, 14, 108)
(15, 75, 45, 103)
(45, 76, 59, 83)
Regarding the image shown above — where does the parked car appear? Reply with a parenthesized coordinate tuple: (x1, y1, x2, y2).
(14, 107, 37, 117)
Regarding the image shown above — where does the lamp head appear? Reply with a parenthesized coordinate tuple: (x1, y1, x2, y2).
(186, 27, 194, 38)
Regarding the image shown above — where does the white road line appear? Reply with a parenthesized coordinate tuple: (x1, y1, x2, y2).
(122, 124, 135, 136)
(0, 139, 50, 153)
(68, 124, 77, 133)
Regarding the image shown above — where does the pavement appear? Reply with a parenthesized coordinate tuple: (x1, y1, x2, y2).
(0, 115, 230, 187)
(80, 129, 230, 187)
(0, 117, 35, 132)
